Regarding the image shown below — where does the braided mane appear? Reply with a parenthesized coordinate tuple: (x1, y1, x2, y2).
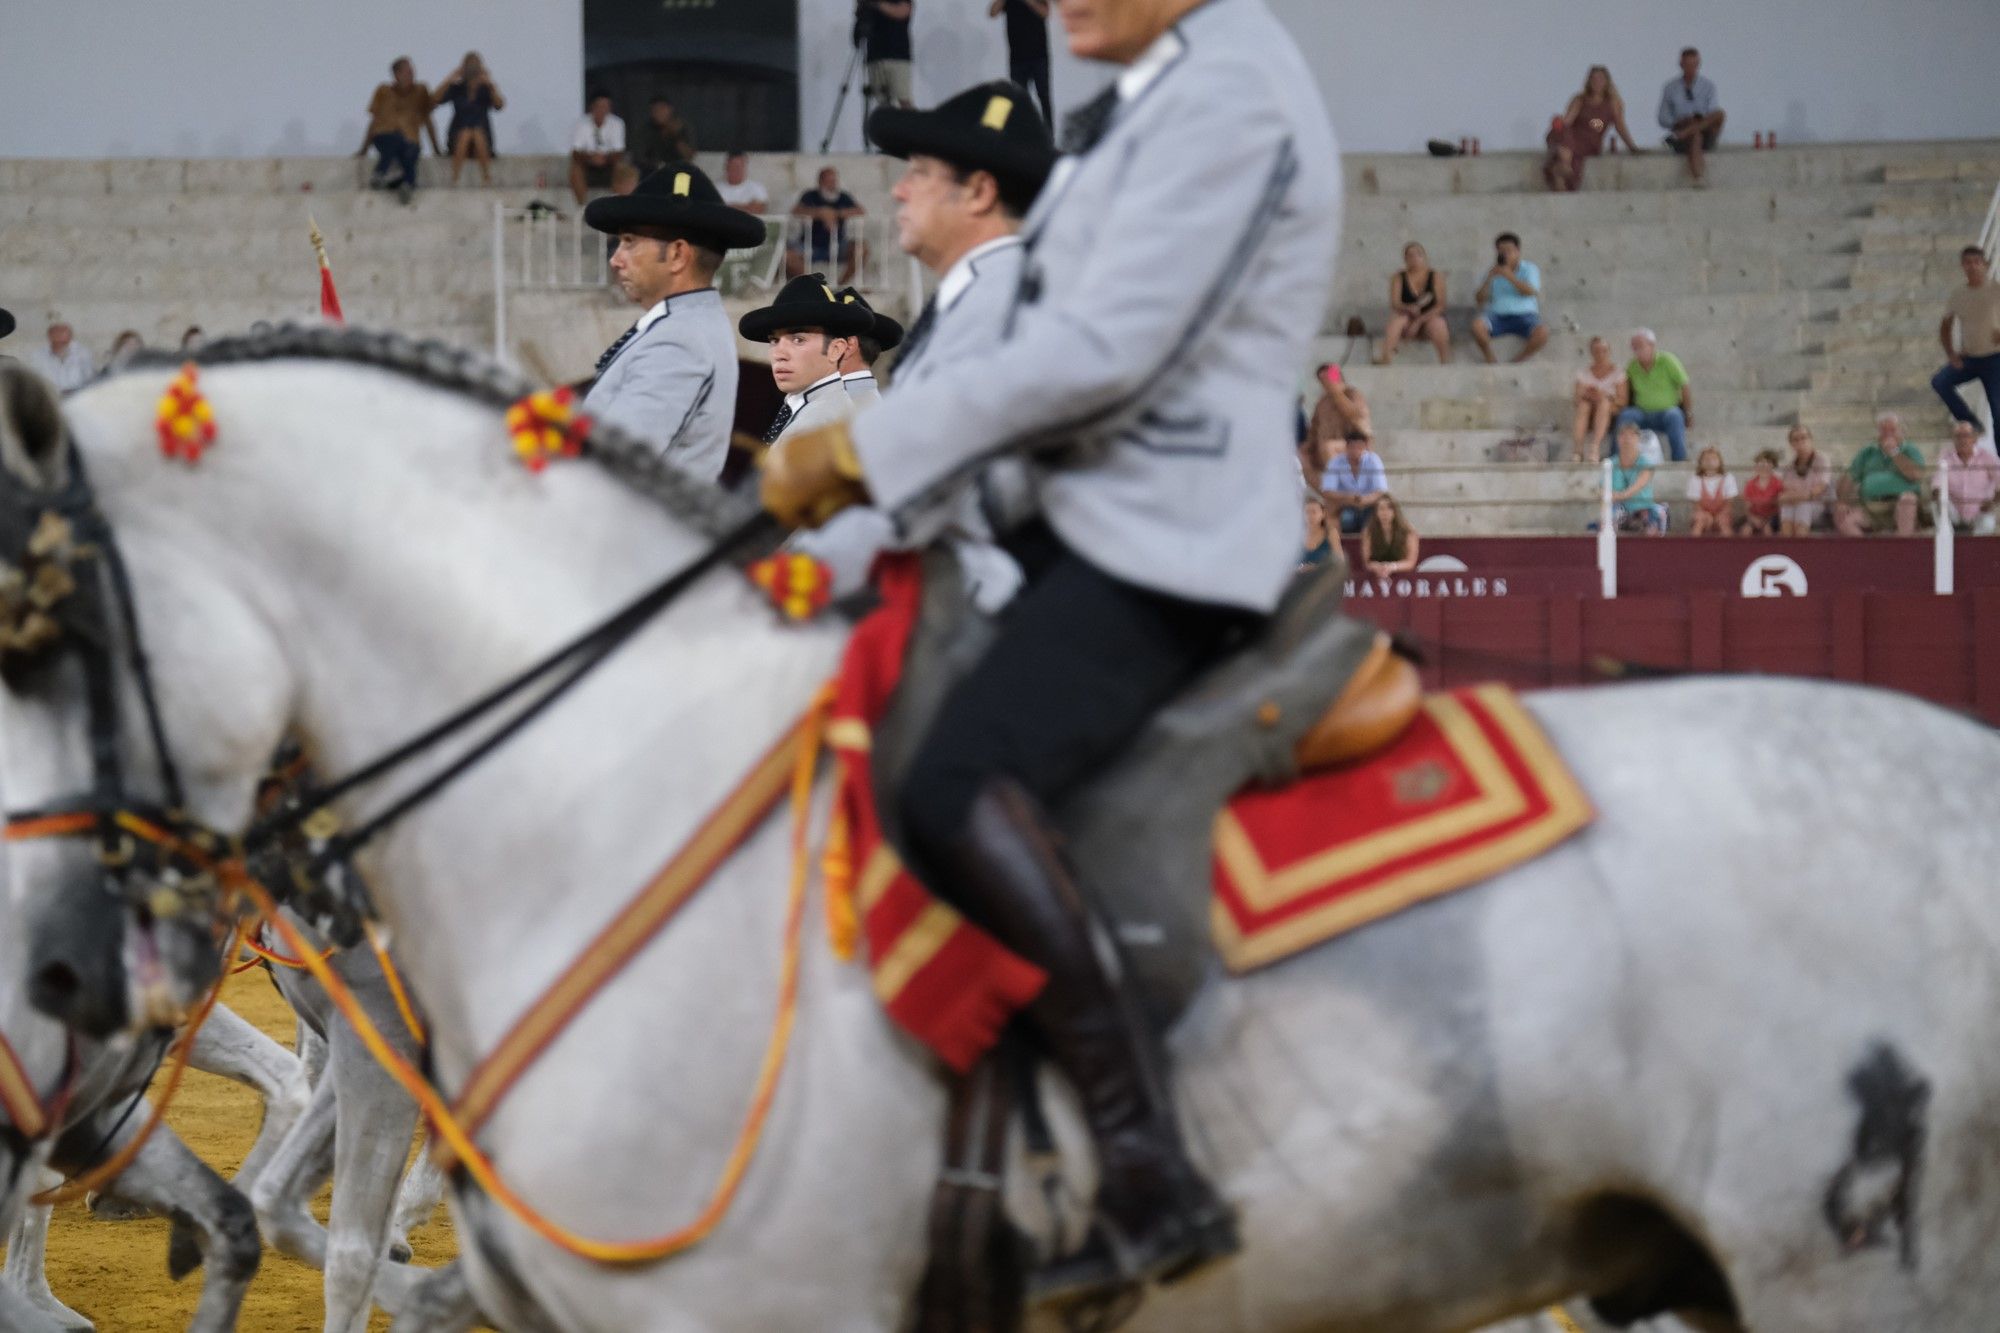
(123, 323, 757, 541)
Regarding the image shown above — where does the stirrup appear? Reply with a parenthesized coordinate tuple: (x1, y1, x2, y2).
(1030, 1196, 1240, 1311)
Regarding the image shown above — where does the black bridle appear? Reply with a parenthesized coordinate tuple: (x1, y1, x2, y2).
(0, 434, 777, 944)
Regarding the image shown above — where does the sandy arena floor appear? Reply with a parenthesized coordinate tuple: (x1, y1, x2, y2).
(21, 967, 461, 1332)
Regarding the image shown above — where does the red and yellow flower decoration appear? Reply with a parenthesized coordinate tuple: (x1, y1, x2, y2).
(746, 553, 834, 622)
(155, 364, 217, 464)
(505, 387, 592, 472)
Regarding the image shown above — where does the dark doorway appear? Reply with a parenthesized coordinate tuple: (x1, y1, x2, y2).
(584, 0, 798, 151)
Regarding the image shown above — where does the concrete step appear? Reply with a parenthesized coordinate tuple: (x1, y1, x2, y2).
(1339, 221, 1871, 272)
(1331, 330, 1823, 368)
(1393, 498, 1597, 536)
(1369, 427, 1805, 469)
(1344, 143, 2000, 198)
(0, 262, 499, 301)
(1337, 353, 1820, 400)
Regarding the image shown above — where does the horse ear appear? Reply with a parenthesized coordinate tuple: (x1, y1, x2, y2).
(0, 363, 72, 493)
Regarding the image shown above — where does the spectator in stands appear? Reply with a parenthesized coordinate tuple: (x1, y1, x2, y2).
(1308, 363, 1371, 450)
(1374, 242, 1450, 365)
(1320, 429, 1388, 535)
(1471, 232, 1549, 364)
(1686, 446, 1738, 536)
(1609, 422, 1664, 534)
(0, 306, 14, 366)
(787, 167, 866, 282)
(1834, 413, 1927, 536)
(1658, 47, 1725, 189)
(717, 152, 769, 215)
(1571, 336, 1626, 461)
(179, 326, 204, 351)
(1615, 329, 1691, 462)
(863, 0, 917, 115)
(569, 91, 627, 205)
(1779, 425, 1832, 535)
(1931, 245, 2000, 433)
(989, 0, 1053, 127)
(1298, 495, 1333, 569)
(1546, 65, 1642, 193)
(1742, 449, 1784, 535)
(107, 330, 144, 369)
(1362, 495, 1421, 578)
(634, 95, 697, 175)
(359, 57, 441, 201)
(1939, 419, 2000, 535)
(434, 53, 504, 187)
(29, 321, 95, 393)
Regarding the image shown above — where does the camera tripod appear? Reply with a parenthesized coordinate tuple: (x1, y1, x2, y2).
(820, 37, 871, 153)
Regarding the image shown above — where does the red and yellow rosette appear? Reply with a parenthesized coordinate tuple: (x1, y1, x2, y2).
(155, 364, 217, 464)
(505, 387, 591, 472)
(746, 552, 834, 623)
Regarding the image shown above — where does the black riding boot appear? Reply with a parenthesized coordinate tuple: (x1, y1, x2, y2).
(937, 779, 1239, 1302)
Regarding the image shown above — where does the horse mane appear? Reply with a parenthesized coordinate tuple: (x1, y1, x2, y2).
(122, 323, 757, 541)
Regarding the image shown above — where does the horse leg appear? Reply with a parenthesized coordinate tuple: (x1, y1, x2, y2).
(389, 1134, 446, 1263)
(1, 1173, 95, 1331)
(387, 1261, 484, 1333)
(246, 1066, 338, 1267)
(0, 1282, 69, 1333)
(298, 1011, 330, 1088)
(188, 999, 312, 1192)
(323, 1017, 422, 1333)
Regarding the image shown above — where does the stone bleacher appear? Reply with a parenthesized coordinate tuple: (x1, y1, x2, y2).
(3, 141, 1995, 534)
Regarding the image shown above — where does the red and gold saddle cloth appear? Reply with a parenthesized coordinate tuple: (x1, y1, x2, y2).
(824, 558, 1594, 1072)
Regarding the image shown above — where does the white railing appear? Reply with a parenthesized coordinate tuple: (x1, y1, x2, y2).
(1936, 455, 1955, 594)
(1597, 458, 1618, 598)
(1982, 178, 2000, 267)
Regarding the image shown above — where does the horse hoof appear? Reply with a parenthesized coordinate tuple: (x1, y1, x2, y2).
(86, 1191, 153, 1221)
(389, 1241, 414, 1264)
(167, 1218, 204, 1280)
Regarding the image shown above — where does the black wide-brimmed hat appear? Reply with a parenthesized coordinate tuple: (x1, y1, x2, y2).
(0, 307, 13, 341)
(582, 161, 768, 251)
(836, 287, 904, 350)
(869, 81, 1056, 198)
(739, 275, 880, 342)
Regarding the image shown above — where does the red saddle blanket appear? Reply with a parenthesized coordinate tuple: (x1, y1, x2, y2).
(829, 558, 1594, 1072)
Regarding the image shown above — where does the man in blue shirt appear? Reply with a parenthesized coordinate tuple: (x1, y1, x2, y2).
(1471, 231, 1549, 364)
(1659, 47, 1725, 188)
(1320, 429, 1389, 534)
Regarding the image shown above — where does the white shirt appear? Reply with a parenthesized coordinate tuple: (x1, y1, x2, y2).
(572, 113, 626, 155)
(30, 344, 96, 393)
(786, 371, 846, 412)
(937, 235, 1024, 311)
(632, 298, 673, 339)
(718, 178, 769, 210)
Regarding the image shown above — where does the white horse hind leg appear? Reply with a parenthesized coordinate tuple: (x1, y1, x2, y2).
(247, 1069, 338, 1266)
(388, 1261, 484, 1333)
(389, 1136, 446, 1263)
(323, 1017, 422, 1333)
(2, 1173, 94, 1331)
(187, 998, 311, 1191)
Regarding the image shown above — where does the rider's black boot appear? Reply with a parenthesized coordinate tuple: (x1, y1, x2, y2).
(937, 780, 1239, 1305)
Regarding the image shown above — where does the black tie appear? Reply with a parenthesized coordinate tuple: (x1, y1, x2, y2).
(1062, 85, 1120, 154)
(595, 325, 639, 375)
(762, 402, 795, 445)
(894, 297, 941, 372)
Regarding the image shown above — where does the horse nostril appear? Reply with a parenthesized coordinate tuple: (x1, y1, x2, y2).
(28, 961, 81, 1018)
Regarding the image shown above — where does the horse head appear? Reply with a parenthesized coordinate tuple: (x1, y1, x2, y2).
(0, 361, 290, 1038)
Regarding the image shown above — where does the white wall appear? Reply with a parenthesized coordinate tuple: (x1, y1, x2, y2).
(799, 0, 2000, 154)
(0, 0, 584, 157)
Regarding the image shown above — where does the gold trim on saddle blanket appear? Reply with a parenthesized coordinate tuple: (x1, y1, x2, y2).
(1211, 685, 1594, 973)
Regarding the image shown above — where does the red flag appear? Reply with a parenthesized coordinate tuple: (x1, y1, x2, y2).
(308, 215, 344, 324)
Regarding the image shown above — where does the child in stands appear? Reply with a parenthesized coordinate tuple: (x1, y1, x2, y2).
(1686, 446, 1738, 535)
(1740, 448, 1783, 536)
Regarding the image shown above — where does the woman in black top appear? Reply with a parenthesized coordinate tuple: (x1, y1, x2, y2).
(436, 52, 505, 186)
(1375, 241, 1451, 365)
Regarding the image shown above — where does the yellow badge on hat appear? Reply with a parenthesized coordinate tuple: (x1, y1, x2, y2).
(822, 283, 837, 302)
(673, 172, 692, 196)
(982, 96, 1014, 131)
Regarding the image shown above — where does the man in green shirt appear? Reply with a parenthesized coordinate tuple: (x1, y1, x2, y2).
(1614, 328, 1691, 461)
(1834, 413, 1928, 535)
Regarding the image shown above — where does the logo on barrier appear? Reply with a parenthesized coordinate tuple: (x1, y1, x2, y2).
(1741, 555, 1808, 598)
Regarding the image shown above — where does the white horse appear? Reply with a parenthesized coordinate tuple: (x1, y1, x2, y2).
(6, 340, 2000, 1332)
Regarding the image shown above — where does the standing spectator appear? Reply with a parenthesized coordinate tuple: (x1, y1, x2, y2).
(716, 152, 769, 215)
(1571, 336, 1626, 461)
(1361, 495, 1421, 577)
(787, 167, 866, 282)
(1685, 446, 1738, 536)
(1939, 420, 2000, 534)
(569, 91, 627, 205)
(1658, 47, 1725, 188)
(1741, 449, 1784, 536)
(1608, 422, 1663, 534)
(1931, 245, 2000, 433)
(1778, 425, 1832, 535)
(863, 0, 917, 115)
(1470, 232, 1549, 364)
(358, 57, 441, 201)
(989, 0, 1052, 127)
(1834, 413, 1927, 536)
(634, 95, 697, 176)
(434, 53, 504, 187)
(1374, 242, 1450, 365)
(1319, 429, 1388, 535)
(28, 321, 95, 393)
(1546, 65, 1642, 193)
(107, 330, 145, 369)
(1615, 329, 1691, 462)
(1307, 364, 1371, 451)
